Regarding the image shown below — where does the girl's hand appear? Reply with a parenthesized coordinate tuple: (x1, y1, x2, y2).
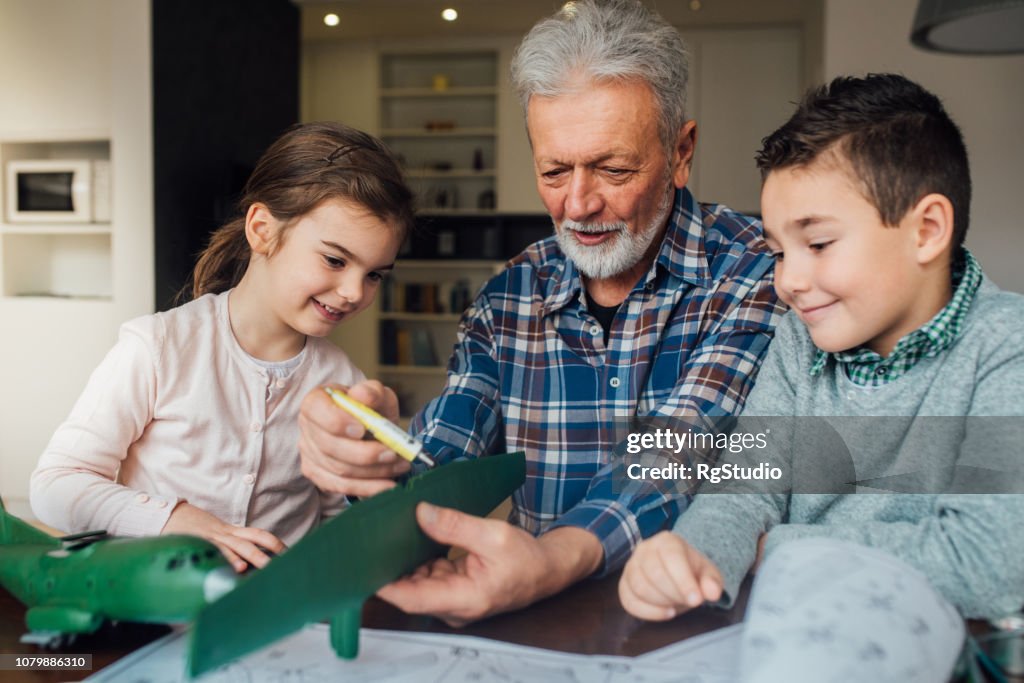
(298, 380, 411, 498)
(618, 531, 723, 621)
(162, 502, 286, 573)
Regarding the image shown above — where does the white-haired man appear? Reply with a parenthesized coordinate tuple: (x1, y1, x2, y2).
(299, 0, 783, 623)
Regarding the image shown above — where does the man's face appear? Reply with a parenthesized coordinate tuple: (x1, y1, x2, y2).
(527, 80, 693, 282)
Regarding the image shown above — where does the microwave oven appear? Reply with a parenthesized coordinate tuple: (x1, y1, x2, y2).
(5, 159, 112, 224)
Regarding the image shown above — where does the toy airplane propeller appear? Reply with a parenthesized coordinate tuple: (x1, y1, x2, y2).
(0, 498, 237, 647)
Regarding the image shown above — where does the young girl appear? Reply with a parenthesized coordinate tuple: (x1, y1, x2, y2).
(30, 122, 415, 572)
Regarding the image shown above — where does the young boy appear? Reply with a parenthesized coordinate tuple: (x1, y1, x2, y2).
(619, 74, 1024, 675)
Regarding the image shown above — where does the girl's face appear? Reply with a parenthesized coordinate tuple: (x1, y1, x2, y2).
(262, 197, 402, 339)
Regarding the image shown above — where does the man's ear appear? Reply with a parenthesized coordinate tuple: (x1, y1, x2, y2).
(671, 120, 698, 189)
(245, 203, 278, 256)
(909, 193, 954, 266)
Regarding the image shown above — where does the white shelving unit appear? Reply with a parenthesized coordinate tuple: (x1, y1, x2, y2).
(379, 52, 499, 213)
(377, 259, 502, 419)
(0, 136, 113, 300)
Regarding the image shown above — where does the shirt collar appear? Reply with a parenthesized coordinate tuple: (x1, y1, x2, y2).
(541, 187, 713, 317)
(809, 248, 983, 376)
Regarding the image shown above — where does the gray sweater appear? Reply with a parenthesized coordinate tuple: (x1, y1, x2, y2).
(674, 278, 1024, 618)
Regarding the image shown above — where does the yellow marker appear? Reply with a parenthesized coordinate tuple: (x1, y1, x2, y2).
(323, 387, 436, 468)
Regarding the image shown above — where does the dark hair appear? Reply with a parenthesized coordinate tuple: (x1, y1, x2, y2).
(756, 73, 971, 248)
(186, 121, 415, 299)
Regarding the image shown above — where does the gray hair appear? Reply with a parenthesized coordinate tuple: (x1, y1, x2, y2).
(510, 0, 690, 155)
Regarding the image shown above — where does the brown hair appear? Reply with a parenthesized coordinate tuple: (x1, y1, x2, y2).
(185, 121, 415, 300)
(756, 73, 971, 249)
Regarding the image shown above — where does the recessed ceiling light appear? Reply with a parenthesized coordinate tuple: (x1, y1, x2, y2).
(689, 0, 702, 10)
(324, 13, 340, 27)
(442, 8, 458, 21)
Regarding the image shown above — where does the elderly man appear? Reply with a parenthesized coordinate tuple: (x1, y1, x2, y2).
(298, 0, 783, 623)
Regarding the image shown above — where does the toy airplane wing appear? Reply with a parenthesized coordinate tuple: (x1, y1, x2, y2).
(189, 451, 525, 677)
(0, 499, 60, 548)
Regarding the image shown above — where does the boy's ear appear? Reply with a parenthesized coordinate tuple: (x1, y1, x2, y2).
(245, 203, 277, 256)
(909, 193, 954, 266)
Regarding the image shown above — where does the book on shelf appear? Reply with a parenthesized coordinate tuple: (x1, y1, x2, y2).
(379, 321, 438, 368)
(396, 328, 413, 366)
(380, 279, 473, 315)
(380, 320, 398, 365)
(409, 327, 437, 366)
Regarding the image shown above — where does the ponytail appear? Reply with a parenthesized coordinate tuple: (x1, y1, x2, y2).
(189, 217, 250, 299)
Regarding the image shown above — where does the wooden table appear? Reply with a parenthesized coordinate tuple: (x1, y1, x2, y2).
(0, 571, 750, 681)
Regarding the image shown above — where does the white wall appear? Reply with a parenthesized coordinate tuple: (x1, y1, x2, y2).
(684, 27, 804, 214)
(302, 28, 805, 217)
(0, 0, 153, 515)
(824, 0, 1024, 293)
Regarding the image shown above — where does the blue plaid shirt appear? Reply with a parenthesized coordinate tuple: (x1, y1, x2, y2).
(411, 188, 784, 573)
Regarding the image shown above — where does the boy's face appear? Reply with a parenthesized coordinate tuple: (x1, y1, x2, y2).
(761, 161, 931, 357)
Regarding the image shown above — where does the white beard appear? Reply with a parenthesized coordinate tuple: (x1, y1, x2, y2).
(555, 188, 673, 280)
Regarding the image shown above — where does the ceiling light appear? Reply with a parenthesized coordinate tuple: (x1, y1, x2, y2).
(323, 13, 340, 27)
(442, 8, 458, 22)
(911, 0, 1024, 54)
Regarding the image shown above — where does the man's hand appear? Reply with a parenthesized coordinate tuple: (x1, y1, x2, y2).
(162, 502, 286, 573)
(618, 530, 723, 621)
(376, 502, 603, 626)
(298, 380, 411, 498)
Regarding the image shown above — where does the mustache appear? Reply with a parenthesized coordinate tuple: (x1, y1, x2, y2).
(558, 219, 628, 234)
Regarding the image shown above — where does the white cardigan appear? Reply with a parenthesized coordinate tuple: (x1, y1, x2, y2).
(30, 291, 362, 545)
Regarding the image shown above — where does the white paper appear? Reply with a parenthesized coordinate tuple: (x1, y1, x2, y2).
(637, 623, 743, 681)
(85, 537, 966, 683)
(86, 624, 741, 683)
(739, 537, 965, 683)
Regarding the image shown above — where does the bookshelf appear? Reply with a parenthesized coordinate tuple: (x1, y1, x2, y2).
(379, 51, 498, 212)
(370, 210, 552, 420)
(379, 259, 501, 419)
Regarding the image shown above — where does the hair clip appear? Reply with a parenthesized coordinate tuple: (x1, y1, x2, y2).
(324, 144, 359, 165)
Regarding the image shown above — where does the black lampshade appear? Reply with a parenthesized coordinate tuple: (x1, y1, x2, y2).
(911, 0, 1024, 54)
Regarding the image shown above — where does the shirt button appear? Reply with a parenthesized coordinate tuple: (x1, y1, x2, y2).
(244, 474, 256, 486)
(609, 377, 621, 388)
(589, 325, 601, 336)
(135, 493, 149, 504)
(876, 367, 887, 376)
(156, 500, 168, 509)
(275, 378, 286, 388)
(250, 422, 262, 432)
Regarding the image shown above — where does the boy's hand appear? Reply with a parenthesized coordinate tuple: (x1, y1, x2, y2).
(619, 531, 723, 621)
(162, 502, 286, 573)
(298, 380, 411, 498)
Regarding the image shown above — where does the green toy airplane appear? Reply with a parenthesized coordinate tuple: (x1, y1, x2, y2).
(0, 450, 525, 676)
(0, 498, 237, 647)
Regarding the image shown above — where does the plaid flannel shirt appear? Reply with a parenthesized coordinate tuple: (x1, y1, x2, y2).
(411, 188, 784, 574)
